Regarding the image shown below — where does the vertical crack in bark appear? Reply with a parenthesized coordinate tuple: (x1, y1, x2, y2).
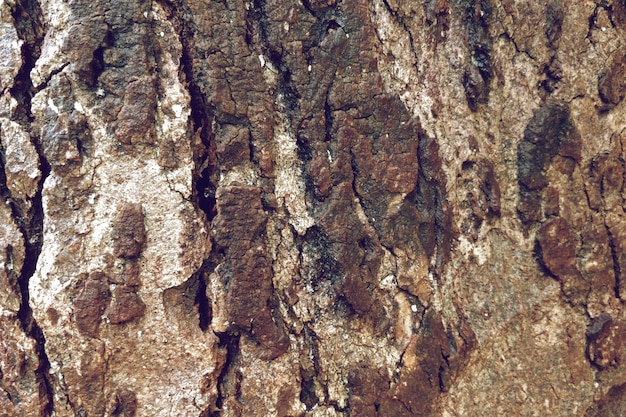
(160, 0, 218, 337)
(417, 134, 452, 276)
(210, 334, 240, 417)
(457, 0, 493, 111)
(8, 0, 44, 121)
(171, 0, 218, 222)
(195, 265, 212, 332)
(300, 325, 326, 410)
(606, 223, 622, 301)
(13, 192, 53, 417)
(6, 0, 54, 414)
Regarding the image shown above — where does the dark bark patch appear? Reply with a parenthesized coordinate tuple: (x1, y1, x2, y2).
(374, 312, 476, 416)
(457, 159, 501, 232)
(463, 64, 487, 112)
(64, 21, 110, 87)
(545, 1, 564, 48)
(540, 57, 563, 94)
(458, 0, 493, 111)
(115, 76, 157, 145)
(299, 368, 319, 411)
(74, 272, 111, 338)
(598, 50, 626, 108)
(250, 304, 290, 361)
(544, 186, 560, 217)
(308, 143, 333, 199)
(105, 285, 146, 325)
(41, 111, 89, 173)
(215, 125, 251, 170)
(108, 388, 138, 417)
(612, 0, 626, 28)
(425, 0, 451, 37)
(587, 315, 626, 370)
(347, 363, 390, 416)
(46, 307, 59, 326)
(536, 217, 588, 305)
(212, 186, 288, 359)
(517, 100, 581, 226)
(318, 183, 381, 317)
(416, 133, 453, 268)
(478, 159, 501, 217)
(301, 226, 343, 290)
(112, 203, 146, 259)
(586, 154, 606, 211)
(585, 382, 626, 417)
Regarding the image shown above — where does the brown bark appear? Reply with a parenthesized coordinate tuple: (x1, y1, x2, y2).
(1, 0, 626, 415)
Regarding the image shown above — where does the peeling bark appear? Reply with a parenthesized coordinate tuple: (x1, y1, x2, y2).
(1, 0, 626, 416)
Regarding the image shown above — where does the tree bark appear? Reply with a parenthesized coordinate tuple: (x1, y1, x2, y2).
(1, 0, 626, 415)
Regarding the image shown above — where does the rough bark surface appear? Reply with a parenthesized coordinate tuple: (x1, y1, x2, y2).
(1, 0, 626, 415)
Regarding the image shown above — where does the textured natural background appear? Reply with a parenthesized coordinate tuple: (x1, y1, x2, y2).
(1, 0, 626, 415)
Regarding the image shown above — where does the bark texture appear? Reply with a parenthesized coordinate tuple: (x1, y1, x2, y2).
(1, 0, 626, 415)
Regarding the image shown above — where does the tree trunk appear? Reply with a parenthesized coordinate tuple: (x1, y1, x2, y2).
(1, 0, 626, 415)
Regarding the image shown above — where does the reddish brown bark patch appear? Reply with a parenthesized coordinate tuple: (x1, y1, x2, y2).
(537, 217, 588, 305)
(598, 50, 626, 108)
(377, 311, 475, 416)
(215, 125, 251, 170)
(115, 76, 157, 145)
(108, 388, 138, 417)
(318, 183, 382, 317)
(63, 341, 107, 416)
(517, 100, 581, 226)
(213, 186, 288, 359)
(588, 315, 626, 370)
(106, 285, 146, 325)
(112, 203, 146, 259)
(74, 272, 111, 338)
(537, 217, 579, 278)
(585, 382, 626, 416)
(346, 311, 476, 416)
(347, 364, 390, 417)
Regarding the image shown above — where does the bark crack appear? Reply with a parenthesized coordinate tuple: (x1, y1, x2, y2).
(6, 0, 54, 414)
(168, 0, 218, 222)
(210, 334, 240, 417)
(605, 225, 622, 301)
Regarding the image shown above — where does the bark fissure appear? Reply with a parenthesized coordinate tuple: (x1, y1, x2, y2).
(8, 0, 45, 122)
(3, 0, 626, 415)
(605, 225, 622, 301)
(195, 267, 212, 332)
(210, 334, 240, 417)
(299, 325, 323, 410)
(6, 0, 54, 414)
(14, 184, 53, 417)
(181, 22, 218, 222)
